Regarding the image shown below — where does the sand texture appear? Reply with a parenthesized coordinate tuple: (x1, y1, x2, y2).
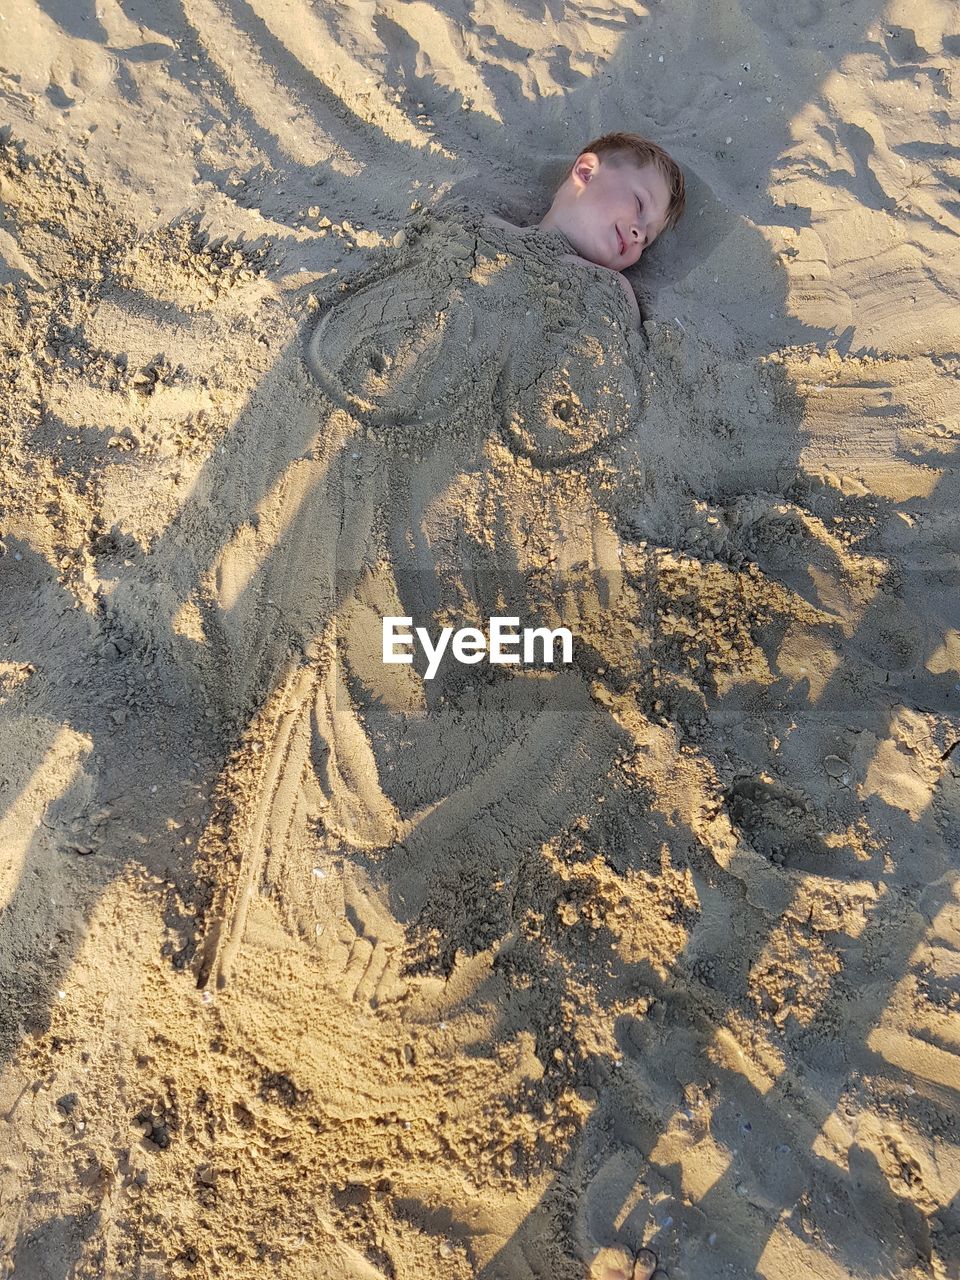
(1, 2, 960, 1278)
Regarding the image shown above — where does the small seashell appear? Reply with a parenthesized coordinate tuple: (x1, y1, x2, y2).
(824, 754, 847, 779)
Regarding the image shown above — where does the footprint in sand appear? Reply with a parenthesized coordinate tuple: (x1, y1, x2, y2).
(723, 774, 878, 877)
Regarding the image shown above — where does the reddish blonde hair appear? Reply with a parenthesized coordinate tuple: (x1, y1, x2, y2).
(575, 132, 686, 232)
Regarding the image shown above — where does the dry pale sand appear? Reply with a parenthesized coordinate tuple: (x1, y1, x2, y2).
(1, 2, 960, 1278)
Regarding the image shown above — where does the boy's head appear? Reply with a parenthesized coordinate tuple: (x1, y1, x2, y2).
(540, 132, 685, 271)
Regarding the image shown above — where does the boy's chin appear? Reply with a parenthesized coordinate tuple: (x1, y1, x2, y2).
(591, 241, 625, 270)
(564, 237, 607, 269)
(566, 228, 623, 270)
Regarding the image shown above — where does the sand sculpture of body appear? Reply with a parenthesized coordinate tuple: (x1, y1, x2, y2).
(197, 205, 652, 993)
(191, 209, 739, 1274)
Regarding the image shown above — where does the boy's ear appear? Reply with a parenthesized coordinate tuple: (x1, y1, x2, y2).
(571, 151, 600, 186)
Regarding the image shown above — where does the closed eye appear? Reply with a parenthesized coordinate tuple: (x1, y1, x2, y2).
(636, 195, 644, 216)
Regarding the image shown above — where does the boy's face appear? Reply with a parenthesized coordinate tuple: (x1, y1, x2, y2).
(545, 152, 672, 270)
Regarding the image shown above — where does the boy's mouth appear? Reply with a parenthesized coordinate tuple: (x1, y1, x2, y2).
(615, 226, 625, 257)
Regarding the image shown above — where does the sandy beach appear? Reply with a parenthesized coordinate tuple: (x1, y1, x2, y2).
(1, 2, 959, 1277)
